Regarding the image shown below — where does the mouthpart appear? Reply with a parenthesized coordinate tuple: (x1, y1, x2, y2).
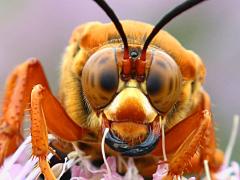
(101, 116, 161, 157)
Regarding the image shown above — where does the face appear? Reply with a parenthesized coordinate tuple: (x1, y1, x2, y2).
(81, 46, 182, 156)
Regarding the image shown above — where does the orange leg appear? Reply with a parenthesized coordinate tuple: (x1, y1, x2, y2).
(200, 120, 224, 172)
(0, 59, 49, 164)
(166, 110, 210, 177)
(0, 59, 87, 177)
(187, 115, 224, 179)
(30, 84, 55, 179)
(184, 98, 224, 177)
(197, 92, 224, 173)
(159, 111, 222, 179)
(152, 92, 223, 177)
(31, 84, 86, 179)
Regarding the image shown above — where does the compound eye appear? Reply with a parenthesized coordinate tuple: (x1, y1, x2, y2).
(81, 48, 119, 109)
(146, 52, 182, 114)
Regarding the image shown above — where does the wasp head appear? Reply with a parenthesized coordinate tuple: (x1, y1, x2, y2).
(81, 46, 182, 156)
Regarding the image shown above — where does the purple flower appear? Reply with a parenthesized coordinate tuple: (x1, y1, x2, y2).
(152, 162, 168, 180)
(0, 136, 53, 180)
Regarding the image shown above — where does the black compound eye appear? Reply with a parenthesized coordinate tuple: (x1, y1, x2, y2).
(81, 48, 119, 109)
(146, 74, 163, 95)
(100, 70, 118, 92)
(146, 51, 182, 114)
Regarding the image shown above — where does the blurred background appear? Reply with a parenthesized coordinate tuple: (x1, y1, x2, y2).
(0, 0, 239, 162)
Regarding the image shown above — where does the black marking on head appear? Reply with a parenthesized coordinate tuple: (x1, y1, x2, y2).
(147, 74, 163, 95)
(100, 70, 118, 92)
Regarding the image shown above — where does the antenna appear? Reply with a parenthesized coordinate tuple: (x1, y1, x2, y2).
(140, 0, 207, 60)
(92, 0, 129, 59)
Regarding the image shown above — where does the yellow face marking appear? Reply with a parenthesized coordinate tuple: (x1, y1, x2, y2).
(104, 87, 158, 124)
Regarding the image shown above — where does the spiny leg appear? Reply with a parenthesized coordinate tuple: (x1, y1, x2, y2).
(194, 113, 224, 179)
(0, 59, 49, 164)
(201, 119, 223, 171)
(198, 92, 224, 173)
(152, 110, 210, 157)
(152, 110, 212, 179)
(31, 84, 86, 179)
(183, 116, 223, 180)
(31, 84, 85, 142)
(166, 110, 210, 178)
(151, 92, 223, 178)
(31, 85, 55, 180)
(185, 97, 223, 177)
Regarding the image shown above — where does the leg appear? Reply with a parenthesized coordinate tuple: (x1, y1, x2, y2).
(157, 111, 213, 179)
(149, 110, 211, 178)
(152, 91, 223, 177)
(31, 84, 85, 142)
(183, 116, 223, 179)
(200, 119, 224, 172)
(0, 59, 49, 164)
(0, 59, 86, 166)
(185, 116, 223, 179)
(167, 110, 210, 177)
(184, 95, 223, 176)
(30, 84, 85, 179)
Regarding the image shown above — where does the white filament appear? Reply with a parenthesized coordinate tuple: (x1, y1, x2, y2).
(224, 115, 239, 166)
(57, 158, 68, 180)
(204, 160, 211, 180)
(101, 128, 111, 176)
(161, 117, 167, 161)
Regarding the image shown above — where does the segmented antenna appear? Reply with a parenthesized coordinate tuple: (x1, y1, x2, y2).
(92, 0, 129, 59)
(140, 0, 207, 60)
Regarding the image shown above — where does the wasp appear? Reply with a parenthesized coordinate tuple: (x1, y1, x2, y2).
(0, 0, 224, 179)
